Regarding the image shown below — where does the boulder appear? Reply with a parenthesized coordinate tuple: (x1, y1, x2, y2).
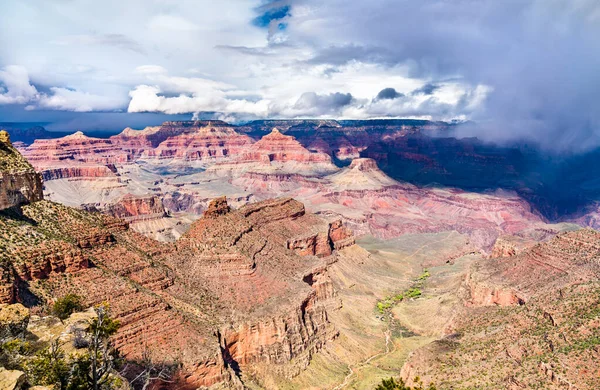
(0, 368, 25, 390)
(0, 304, 30, 339)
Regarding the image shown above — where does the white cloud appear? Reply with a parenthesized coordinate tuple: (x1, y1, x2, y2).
(38, 87, 127, 112)
(0, 66, 39, 104)
(0, 65, 125, 112)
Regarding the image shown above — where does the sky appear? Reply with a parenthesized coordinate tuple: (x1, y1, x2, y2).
(0, 0, 599, 150)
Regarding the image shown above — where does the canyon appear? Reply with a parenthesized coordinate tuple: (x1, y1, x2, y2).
(2, 121, 600, 389)
(13, 121, 581, 250)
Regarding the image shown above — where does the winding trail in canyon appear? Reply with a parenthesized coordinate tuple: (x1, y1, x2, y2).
(332, 329, 395, 390)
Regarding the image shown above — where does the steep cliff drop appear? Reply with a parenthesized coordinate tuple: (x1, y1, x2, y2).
(0, 130, 43, 211)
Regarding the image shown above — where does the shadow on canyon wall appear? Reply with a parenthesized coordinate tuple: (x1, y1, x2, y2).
(360, 134, 600, 221)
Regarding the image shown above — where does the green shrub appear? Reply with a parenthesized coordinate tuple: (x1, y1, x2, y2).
(417, 269, 431, 281)
(51, 294, 83, 321)
(375, 376, 437, 390)
(405, 288, 422, 298)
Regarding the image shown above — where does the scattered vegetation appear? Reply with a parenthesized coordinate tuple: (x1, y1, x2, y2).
(375, 376, 437, 390)
(376, 269, 429, 314)
(1, 303, 130, 390)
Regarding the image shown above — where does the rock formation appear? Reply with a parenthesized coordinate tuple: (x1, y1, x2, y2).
(206, 128, 339, 177)
(110, 121, 253, 162)
(327, 157, 398, 190)
(0, 130, 43, 211)
(21, 131, 129, 166)
(99, 193, 167, 221)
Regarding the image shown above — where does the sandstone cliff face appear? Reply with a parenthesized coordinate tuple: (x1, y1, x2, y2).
(40, 165, 117, 181)
(21, 131, 129, 166)
(0, 130, 43, 211)
(0, 171, 44, 211)
(101, 194, 166, 221)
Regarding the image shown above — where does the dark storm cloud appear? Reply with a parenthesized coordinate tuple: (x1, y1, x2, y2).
(289, 0, 600, 152)
(294, 92, 353, 112)
(411, 84, 440, 96)
(376, 88, 404, 100)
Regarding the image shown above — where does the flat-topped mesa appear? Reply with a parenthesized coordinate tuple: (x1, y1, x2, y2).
(111, 122, 253, 161)
(21, 131, 129, 168)
(349, 157, 379, 171)
(0, 131, 44, 210)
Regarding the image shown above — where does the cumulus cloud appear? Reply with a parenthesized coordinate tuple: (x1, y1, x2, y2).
(127, 72, 269, 117)
(0, 66, 39, 104)
(0, 65, 125, 112)
(37, 87, 127, 112)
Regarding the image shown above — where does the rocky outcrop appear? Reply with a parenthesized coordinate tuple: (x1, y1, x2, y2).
(464, 273, 525, 307)
(102, 194, 166, 221)
(0, 303, 30, 339)
(218, 292, 336, 379)
(203, 196, 230, 218)
(0, 171, 44, 211)
(0, 130, 43, 210)
(11, 241, 89, 280)
(286, 219, 354, 257)
(0, 368, 25, 390)
(488, 235, 537, 258)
